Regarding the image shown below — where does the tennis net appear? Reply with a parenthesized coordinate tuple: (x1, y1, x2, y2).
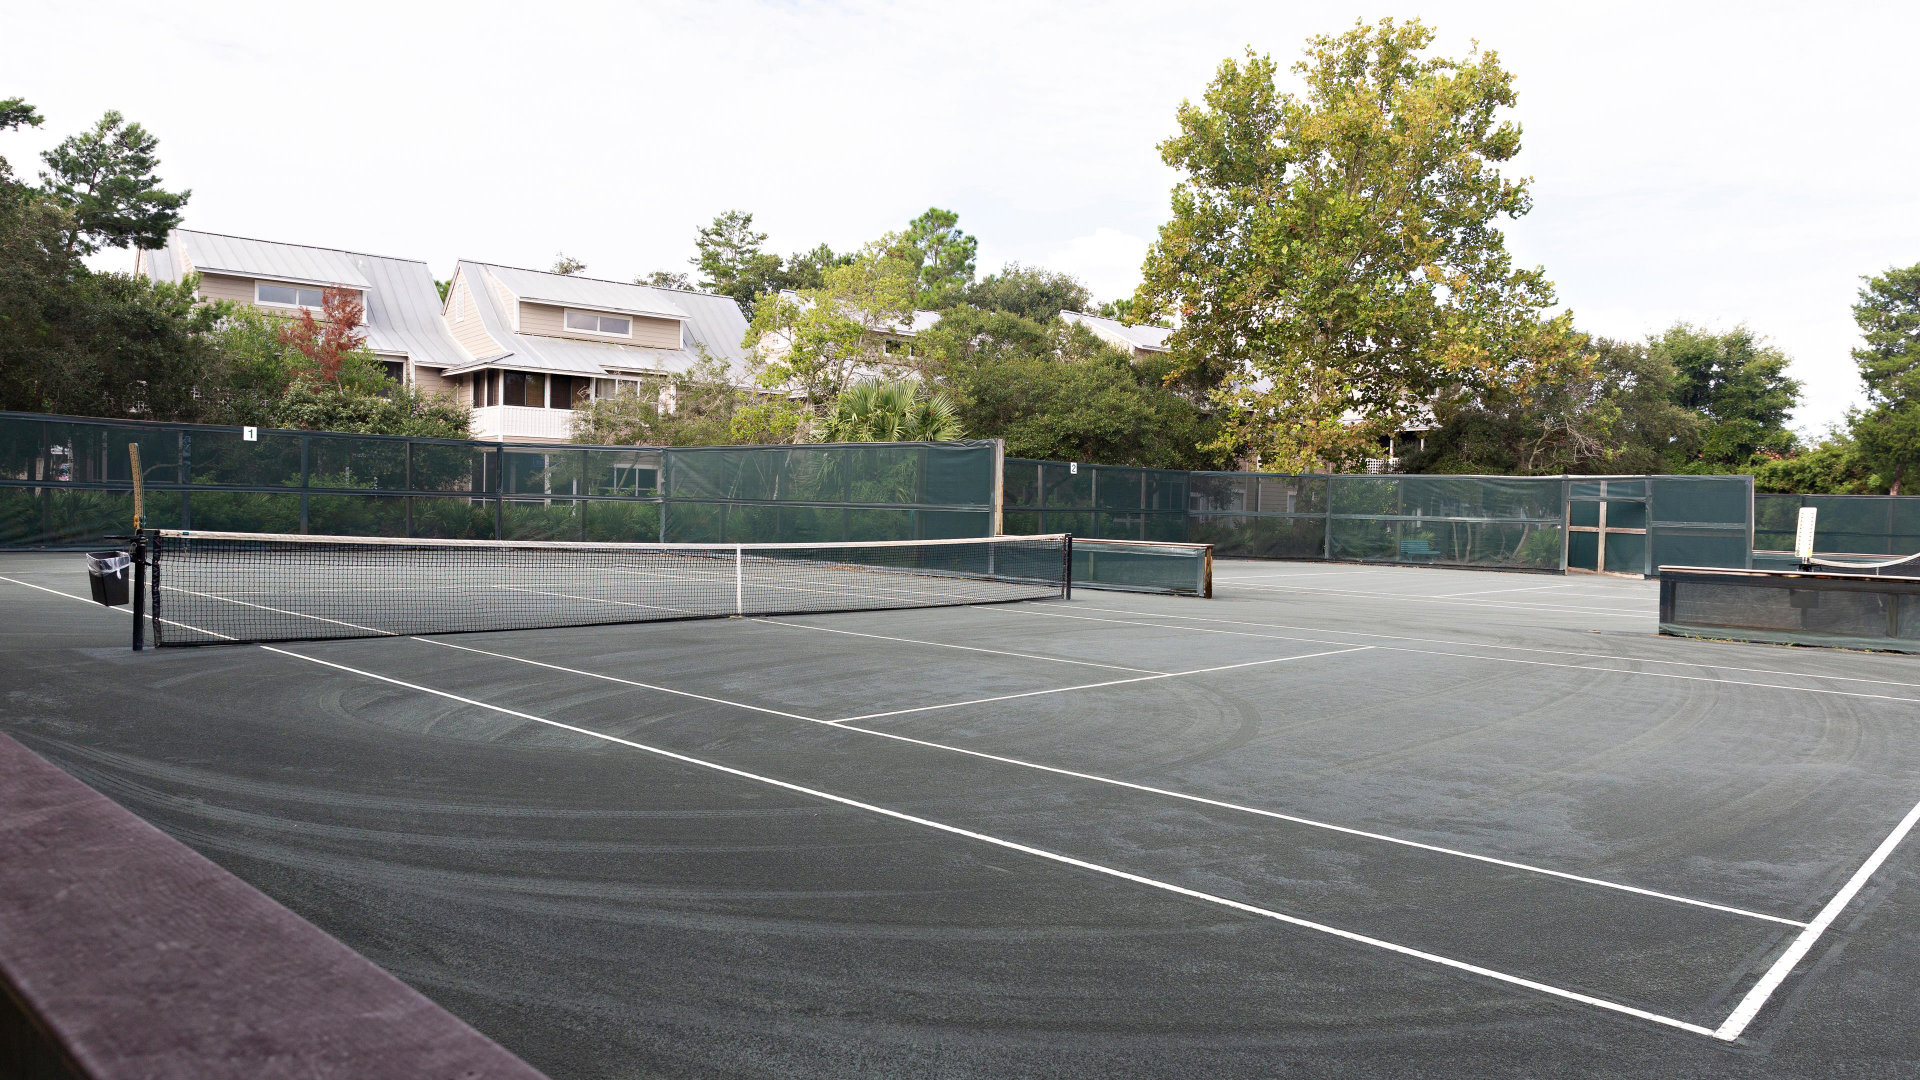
(148, 530, 1071, 646)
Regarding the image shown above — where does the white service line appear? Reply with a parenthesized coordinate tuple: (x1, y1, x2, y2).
(1427, 583, 1591, 598)
(0, 575, 236, 639)
(1714, 795, 1920, 1041)
(1076, 604, 1920, 694)
(751, 617, 1166, 675)
(247, 642, 1721, 1039)
(1222, 578, 1654, 619)
(400, 635, 1805, 928)
(998, 607, 1920, 706)
(1214, 567, 1413, 582)
(160, 584, 394, 635)
(417, 637, 820, 723)
(0, 574, 1874, 927)
(11, 574, 1893, 1038)
(830, 647, 1375, 724)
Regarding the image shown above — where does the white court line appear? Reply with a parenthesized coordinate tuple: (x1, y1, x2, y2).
(160, 584, 395, 636)
(494, 584, 702, 618)
(1427, 583, 1591, 598)
(419, 637, 821, 723)
(1220, 578, 1653, 619)
(7, 575, 1880, 1036)
(245, 642, 1721, 1039)
(829, 648, 1375, 724)
(997, 607, 1920, 706)
(407, 634, 1804, 928)
(0, 575, 238, 640)
(751, 618, 1165, 675)
(1074, 604, 1920, 694)
(0, 573, 1851, 925)
(1715, 795, 1920, 1040)
(1214, 567, 1414, 582)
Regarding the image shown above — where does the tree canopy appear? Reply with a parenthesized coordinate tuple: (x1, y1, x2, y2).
(900, 207, 977, 308)
(1654, 324, 1800, 467)
(1848, 262, 1920, 493)
(1137, 19, 1579, 470)
(743, 236, 920, 409)
(0, 99, 465, 437)
(38, 110, 189, 258)
(912, 307, 1226, 469)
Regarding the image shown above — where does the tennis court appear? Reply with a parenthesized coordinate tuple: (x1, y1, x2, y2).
(4, 549, 1920, 1077)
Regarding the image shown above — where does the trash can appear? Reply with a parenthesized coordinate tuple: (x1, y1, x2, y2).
(86, 550, 132, 607)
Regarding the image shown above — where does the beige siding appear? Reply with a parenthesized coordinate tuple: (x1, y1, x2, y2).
(197, 272, 256, 305)
(412, 363, 459, 396)
(517, 301, 682, 350)
(447, 275, 504, 360)
(194, 272, 367, 324)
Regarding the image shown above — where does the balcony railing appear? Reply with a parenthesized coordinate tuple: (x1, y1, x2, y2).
(471, 404, 576, 443)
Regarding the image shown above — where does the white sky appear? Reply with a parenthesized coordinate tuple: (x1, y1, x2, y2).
(5, 0, 1916, 432)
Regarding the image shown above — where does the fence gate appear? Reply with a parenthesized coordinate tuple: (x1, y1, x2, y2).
(1565, 479, 1650, 576)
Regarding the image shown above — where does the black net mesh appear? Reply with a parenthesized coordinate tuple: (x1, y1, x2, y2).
(149, 530, 1068, 646)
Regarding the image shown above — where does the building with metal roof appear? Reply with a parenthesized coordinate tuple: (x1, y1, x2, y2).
(442, 260, 752, 442)
(135, 230, 471, 386)
(1059, 310, 1172, 358)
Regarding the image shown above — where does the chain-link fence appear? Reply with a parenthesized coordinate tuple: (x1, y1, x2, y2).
(0, 412, 999, 548)
(1754, 493, 1920, 566)
(1005, 457, 1755, 575)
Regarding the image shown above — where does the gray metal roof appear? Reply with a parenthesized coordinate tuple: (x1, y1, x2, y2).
(450, 261, 751, 381)
(141, 230, 471, 369)
(481, 264, 690, 320)
(1061, 310, 1172, 353)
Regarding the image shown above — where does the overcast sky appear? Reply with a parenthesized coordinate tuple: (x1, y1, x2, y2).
(5, 0, 1915, 431)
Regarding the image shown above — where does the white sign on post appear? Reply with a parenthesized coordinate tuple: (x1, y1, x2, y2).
(1794, 506, 1818, 564)
(1069, 462, 1078, 475)
(242, 426, 258, 442)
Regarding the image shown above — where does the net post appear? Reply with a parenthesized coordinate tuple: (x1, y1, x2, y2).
(735, 545, 744, 615)
(129, 531, 148, 651)
(128, 442, 145, 532)
(1062, 534, 1073, 600)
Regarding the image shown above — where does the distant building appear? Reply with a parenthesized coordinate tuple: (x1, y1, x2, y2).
(1059, 310, 1172, 360)
(136, 230, 471, 388)
(440, 261, 751, 442)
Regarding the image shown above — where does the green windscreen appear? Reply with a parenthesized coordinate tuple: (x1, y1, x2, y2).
(0, 411, 996, 549)
(1755, 493, 1920, 558)
(1070, 539, 1211, 597)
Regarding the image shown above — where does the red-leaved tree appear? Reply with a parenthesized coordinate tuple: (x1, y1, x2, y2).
(277, 287, 367, 384)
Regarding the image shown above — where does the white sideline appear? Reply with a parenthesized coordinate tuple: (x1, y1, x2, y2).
(0, 573, 1816, 924)
(407, 634, 1805, 928)
(1714, 795, 1920, 1041)
(12, 574, 1906, 1039)
(998, 607, 1920, 706)
(247, 644, 1723, 1039)
(1075, 604, 1920, 693)
(749, 617, 1165, 675)
(827, 648, 1375, 723)
(1427, 583, 1590, 598)
(1219, 578, 1653, 619)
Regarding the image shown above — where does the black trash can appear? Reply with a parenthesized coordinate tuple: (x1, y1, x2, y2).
(86, 550, 131, 607)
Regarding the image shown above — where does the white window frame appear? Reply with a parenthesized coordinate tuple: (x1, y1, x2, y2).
(564, 309, 634, 338)
(254, 280, 334, 310)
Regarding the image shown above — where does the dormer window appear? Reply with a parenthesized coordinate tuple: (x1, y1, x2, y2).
(565, 310, 632, 337)
(256, 282, 327, 308)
